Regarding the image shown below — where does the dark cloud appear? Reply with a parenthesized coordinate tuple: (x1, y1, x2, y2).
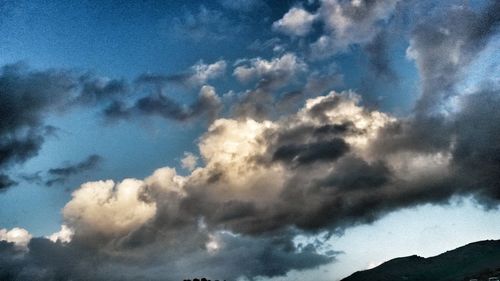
(0, 174, 17, 191)
(372, 115, 452, 155)
(451, 89, 500, 207)
(102, 100, 132, 121)
(272, 138, 349, 165)
(104, 86, 222, 123)
(409, 0, 500, 114)
(232, 88, 275, 120)
(0, 238, 113, 281)
(0, 230, 333, 281)
(316, 156, 390, 190)
(17, 171, 43, 185)
(364, 31, 397, 81)
(46, 154, 103, 186)
(0, 61, 227, 191)
(75, 74, 128, 105)
(136, 93, 218, 122)
(135, 60, 226, 89)
(0, 63, 76, 190)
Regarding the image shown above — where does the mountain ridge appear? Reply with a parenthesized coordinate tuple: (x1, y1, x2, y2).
(341, 239, 500, 281)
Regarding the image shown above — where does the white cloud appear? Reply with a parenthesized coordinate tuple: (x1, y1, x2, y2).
(188, 60, 227, 86)
(194, 118, 286, 202)
(0, 227, 32, 250)
(233, 53, 307, 84)
(298, 91, 395, 152)
(181, 152, 199, 171)
(273, 7, 317, 37)
(63, 179, 157, 238)
(47, 225, 74, 243)
(205, 233, 221, 254)
(144, 167, 186, 195)
(310, 0, 399, 57)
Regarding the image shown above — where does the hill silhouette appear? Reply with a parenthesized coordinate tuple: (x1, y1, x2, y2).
(341, 240, 500, 281)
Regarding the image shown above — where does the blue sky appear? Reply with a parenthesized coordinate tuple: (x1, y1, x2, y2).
(0, 1, 499, 281)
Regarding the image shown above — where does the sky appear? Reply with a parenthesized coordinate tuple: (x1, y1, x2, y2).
(0, 0, 499, 280)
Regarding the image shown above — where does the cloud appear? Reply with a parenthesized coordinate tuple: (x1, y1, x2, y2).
(46, 154, 103, 186)
(364, 30, 397, 81)
(0, 229, 332, 281)
(272, 138, 350, 165)
(62, 83, 500, 241)
(47, 225, 74, 244)
(0, 61, 225, 191)
(104, 85, 222, 123)
(75, 75, 128, 105)
(136, 60, 226, 88)
(0, 2, 499, 279)
(407, 0, 500, 114)
(63, 179, 157, 239)
(0, 174, 17, 191)
(234, 53, 307, 86)
(449, 89, 500, 206)
(310, 0, 400, 57)
(0, 63, 76, 191)
(171, 6, 239, 42)
(0, 228, 32, 250)
(181, 152, 199, 171)
(231, 53, 309, 120)
(3, 81, 500, 279)
(273, 7, 317, 37)
(103, 61, 225, 123)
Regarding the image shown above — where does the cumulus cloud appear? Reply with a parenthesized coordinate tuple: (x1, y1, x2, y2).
(0, 228, 32, 250)
(63, 179, 157, 239)
(273, 7, 317, 37)
(0, 90, 387, 280)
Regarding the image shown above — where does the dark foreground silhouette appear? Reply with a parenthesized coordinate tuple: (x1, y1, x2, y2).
(342, 239, 500, 281)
